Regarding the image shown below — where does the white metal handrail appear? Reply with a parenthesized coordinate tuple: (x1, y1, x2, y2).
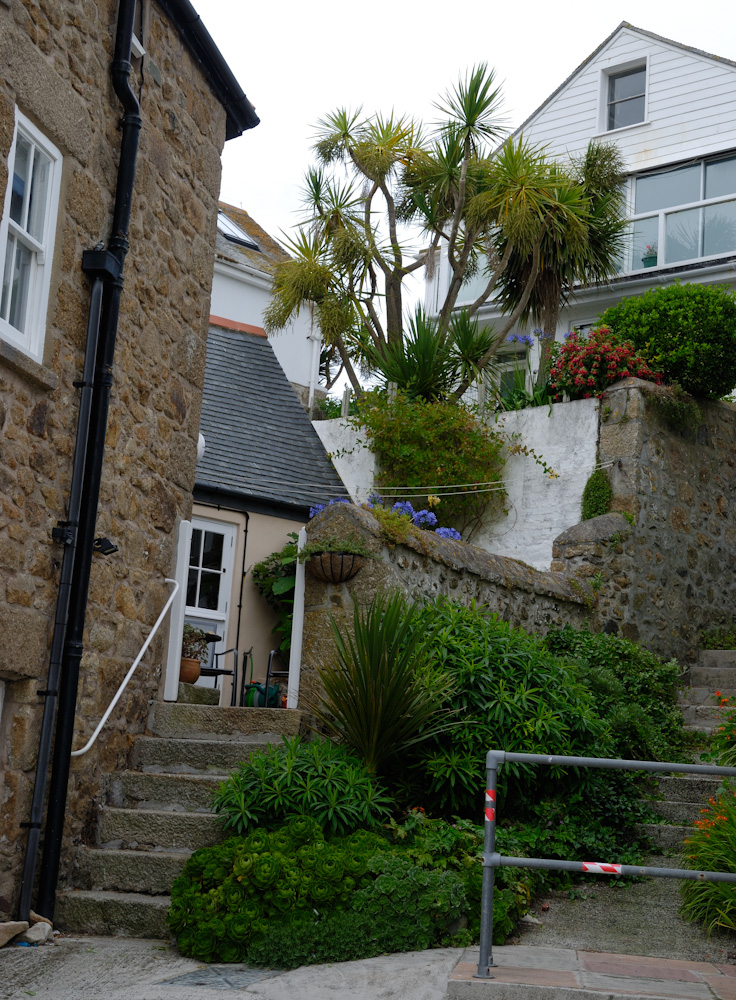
(71, 578, 179, 757)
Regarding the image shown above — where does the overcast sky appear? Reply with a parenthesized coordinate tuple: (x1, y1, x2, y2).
(202, 1, 736, 245)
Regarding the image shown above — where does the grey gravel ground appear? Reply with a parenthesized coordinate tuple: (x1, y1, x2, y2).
(0, 935, 463, 1000)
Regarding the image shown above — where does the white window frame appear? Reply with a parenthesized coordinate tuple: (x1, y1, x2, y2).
(625, 153, 736, 273)
(597, 59, 649, 135)
(0, 110, 62, 363)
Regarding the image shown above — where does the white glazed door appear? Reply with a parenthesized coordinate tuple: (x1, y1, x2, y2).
(185, 518, 236, 689)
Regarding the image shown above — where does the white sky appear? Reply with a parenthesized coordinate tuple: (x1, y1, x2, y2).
(203, 1, 736, 245)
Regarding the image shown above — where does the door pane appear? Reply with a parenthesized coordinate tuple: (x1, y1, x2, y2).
(629, 216, 659, 270)
(706, 157, 736, 200)
(198, 570, 221, 610)
(704, 199, 736, 256)
(189, 529, 202, 567)
(201, 531, 224, 570)
(665, 207, 700, 262)
(636, 165, 700, 214)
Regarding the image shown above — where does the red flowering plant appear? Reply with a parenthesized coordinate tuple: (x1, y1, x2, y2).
(548, 326, 662, 401)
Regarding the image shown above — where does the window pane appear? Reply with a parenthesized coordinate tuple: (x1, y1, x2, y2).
(201, 531, 224, 570)
(10, 134, 31, 226)
(8, 241, 32, 331)
(665, 207, 700, 263)
(609, 68, 646, 103)
(27, 150, 51, 242)
(189, 529, 202, 567)
(635, 165, 700, 213)
(1, 234, 14, 320)
(198, 570, 221, 610)
(704, 199, 736, 256)
(705, 157, 736, 200)
(609, 96, 645, 131)
(186, 567, 198, 606)
(629, 216, 659, 270)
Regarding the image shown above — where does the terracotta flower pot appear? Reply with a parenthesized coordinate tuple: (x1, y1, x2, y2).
(306, 552, 364, 583)
(179, 657, 201, 684)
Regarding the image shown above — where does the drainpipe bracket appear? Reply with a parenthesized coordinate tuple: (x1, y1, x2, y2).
(81, 249, 122, 281)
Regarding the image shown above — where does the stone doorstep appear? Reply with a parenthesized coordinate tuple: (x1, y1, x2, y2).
(448, 947, 736, 1000)
(148, 701, 305, 740)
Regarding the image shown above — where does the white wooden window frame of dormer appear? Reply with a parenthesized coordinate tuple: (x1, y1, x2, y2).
(596, 58, 650, 136)
(624, 152, 736, 273)
(0, 110, 62, 364)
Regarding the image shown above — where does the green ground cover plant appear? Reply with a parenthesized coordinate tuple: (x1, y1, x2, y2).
(580, 468, 613, 521)
(601, 283, 736, 399)
(211, 736, 393, 836)
(701, 619, 736, 650)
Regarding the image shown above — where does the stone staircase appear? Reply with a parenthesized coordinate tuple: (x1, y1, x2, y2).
(643, 649, 735, 850)
(54, 687, 304, 938)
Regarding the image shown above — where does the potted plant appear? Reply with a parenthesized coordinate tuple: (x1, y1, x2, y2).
(180, 623, 210, 684)
(299, 533, 374, 584)
(641, 243, 657, 268)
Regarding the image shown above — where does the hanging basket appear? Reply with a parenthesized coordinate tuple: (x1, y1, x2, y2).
(306, 552, 364, 583)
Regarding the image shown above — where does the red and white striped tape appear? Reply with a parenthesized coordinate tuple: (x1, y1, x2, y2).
(484, 789, 496, 823)
(581, 862, 621, 875)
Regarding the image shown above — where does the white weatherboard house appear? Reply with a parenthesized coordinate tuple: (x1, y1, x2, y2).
(427, 22, 736, 372)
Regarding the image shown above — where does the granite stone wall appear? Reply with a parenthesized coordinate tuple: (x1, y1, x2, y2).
(299, 504, 591, 711)
(0, 0, 226, 914)
(553, 382, 736, 666)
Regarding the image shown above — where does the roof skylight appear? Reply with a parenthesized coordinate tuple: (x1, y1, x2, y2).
(217, 211, 259, 250)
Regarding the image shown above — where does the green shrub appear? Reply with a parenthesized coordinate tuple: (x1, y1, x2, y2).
(315, 592, 456, 778)
(211, 736, 393, 836)
(406, 599, 609, 817)
(601, 283, 736, 398)
(701, 619, 736, 650)
(544, 625, 688, 760)
(356, 390, 507, 535)
(581, 468, 613, 521)
(680, 783, 736, 933)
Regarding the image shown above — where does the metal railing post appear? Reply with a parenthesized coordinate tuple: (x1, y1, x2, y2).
(475, 750, 501, 979)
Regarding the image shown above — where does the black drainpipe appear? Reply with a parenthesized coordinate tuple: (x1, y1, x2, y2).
(33, 0, 142, 920)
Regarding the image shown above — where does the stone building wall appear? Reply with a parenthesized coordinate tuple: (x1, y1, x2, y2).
(0, 0, 227, 914)
(552, 382, 736, 666)
(299, 504, 591, 711)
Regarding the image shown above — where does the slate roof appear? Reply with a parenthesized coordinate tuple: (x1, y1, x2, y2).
(195, 325, 345, 514)
(215, 202, 290, 275)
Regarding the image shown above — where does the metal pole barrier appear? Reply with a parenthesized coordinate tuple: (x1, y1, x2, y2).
(487, 854, 736, 884)
(475, 757, 498, 979)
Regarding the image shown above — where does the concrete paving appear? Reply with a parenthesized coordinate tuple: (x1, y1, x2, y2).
(0, 935, 462, 1000)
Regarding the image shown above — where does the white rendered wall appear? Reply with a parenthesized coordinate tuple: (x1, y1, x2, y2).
(312, 399, 599, 570)
(211, 262, 319, 391)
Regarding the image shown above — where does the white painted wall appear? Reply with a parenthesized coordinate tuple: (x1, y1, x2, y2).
(312, 398, 599, 570)
(211, 260, 319, 391)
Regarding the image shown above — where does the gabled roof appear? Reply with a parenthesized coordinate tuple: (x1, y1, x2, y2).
(215, 202, 291, 274)
(196, 326, 345, 515)
(154, 0, 259, 138)
(513, 22, 736, 139)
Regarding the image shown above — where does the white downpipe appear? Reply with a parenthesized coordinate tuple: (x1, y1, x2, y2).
(71, 578, 180, 757)
(287, 527, 307, 709)
(163, 519, 193, 701)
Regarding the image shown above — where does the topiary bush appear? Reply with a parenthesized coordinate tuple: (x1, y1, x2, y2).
(211, 736, 393, 836)
(601, 283, 736, 398)
(580, 468, 613, 521)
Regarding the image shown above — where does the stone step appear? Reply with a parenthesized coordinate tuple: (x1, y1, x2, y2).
(148, 701, 303, 740)
(648, 799, 706, 824)
(132, 735, 275, 773)
(177, 682, 220, 705)
(55, 888, 170, 939)
(74, 847, 189, 895)
(700, 649, 736, 669)
(655, 774, 723, 803)
(680, 704, 726, 726)
(110, 770, 226, 812)
(689, 665, 736, 691)
(640, 823, 691, 851)
(678, 687, 717, 707)
(99, 807, 225, 851)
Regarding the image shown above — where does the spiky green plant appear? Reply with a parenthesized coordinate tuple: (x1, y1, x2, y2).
(314, 592, 455, 777)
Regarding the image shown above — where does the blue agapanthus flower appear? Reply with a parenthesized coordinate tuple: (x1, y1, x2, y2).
(435, 526, 461, 540)
(392, 501, 416, 517)
(412, 509, 438, 527)
(309, 503, 326, 518)
(518, 334, 535, 347)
